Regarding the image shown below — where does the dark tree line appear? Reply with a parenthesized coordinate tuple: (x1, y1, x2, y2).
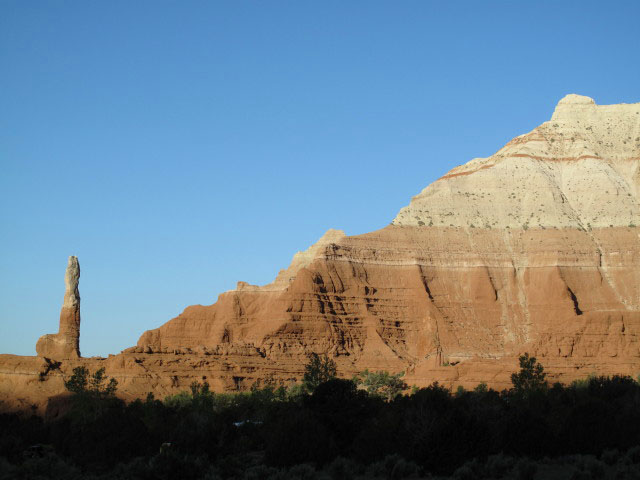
(2, 354, 640, 479)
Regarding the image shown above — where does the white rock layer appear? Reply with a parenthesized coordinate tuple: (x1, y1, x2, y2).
(392, 95, 640, 230)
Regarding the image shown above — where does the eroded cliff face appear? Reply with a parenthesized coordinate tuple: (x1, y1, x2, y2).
(132, 94, 640, 385)
(2, 94, 639, 413)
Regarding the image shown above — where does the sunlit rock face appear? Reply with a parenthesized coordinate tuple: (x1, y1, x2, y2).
(36, 256, 81, 359)
(2, 95, 640, 412)
(135, 94, 640, 387)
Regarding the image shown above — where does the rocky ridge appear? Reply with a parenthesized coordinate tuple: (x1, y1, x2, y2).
(394, 94, 639, 229)
(1, 94, 639, 413)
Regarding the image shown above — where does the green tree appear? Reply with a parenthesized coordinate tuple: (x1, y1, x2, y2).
(302, 353, 337, 392)
(64, 366, 118, 397)
(353, 369, 408, 401)
(286, 382, 307, 400)
(511, 353, 547, 396)
(473, 382, 488, 394)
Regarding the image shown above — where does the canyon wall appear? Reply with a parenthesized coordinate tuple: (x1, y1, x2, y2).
(2, 94, 639, 413)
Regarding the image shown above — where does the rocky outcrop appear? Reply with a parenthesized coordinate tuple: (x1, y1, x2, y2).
(2, 94, 640, 413)
(36, 256, 81, 359)
(393, 94, 640, 230)
(135, 94, 640, 386)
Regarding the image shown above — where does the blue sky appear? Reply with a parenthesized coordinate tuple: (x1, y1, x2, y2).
(1, 1, 639, 357)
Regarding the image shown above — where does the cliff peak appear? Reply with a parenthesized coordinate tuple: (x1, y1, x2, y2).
(393, 96, 640, 229)
(556, 93, 596, 106)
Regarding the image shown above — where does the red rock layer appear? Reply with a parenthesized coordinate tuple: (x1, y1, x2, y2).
(134, 225, 640, 386)
(2, 95, 639, 413)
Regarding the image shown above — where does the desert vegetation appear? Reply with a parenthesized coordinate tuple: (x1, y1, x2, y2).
(3, 355, 640, 479)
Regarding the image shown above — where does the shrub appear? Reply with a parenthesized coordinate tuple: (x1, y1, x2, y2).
(367, 454, 420, 479)
(514, 458, 537, 480)
(324, 456, 360, 480)
(511, 353, 547, 396)
(164, 390, 193, 409)
(303, 353, 337, 392)
(10, 451, 80, 479)
(286, 463, 322, 480)
(64, 366, 118, 398)
(484, 453, 515, 477)
(474, 382, 488, 394)
(353, 370, 408, 401)
(286, 382, 307, 400)
(626, 445, 640, 464)
(147, 450, 210, 480)
(264, 408, 334, 467)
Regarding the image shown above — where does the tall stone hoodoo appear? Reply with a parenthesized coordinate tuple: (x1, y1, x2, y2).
(36, 256, 81, 359)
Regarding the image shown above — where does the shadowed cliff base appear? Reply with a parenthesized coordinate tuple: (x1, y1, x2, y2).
(4, 356, 640, 479)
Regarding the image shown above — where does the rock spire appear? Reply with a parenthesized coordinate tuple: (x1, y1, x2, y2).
(36, 256, 81, 359)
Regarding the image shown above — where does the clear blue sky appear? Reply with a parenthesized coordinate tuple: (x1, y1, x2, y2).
(1, 1, 638, 357)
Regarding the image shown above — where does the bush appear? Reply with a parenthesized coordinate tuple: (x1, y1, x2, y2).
(353, 370, 408, 401)
(366, 454, 420, 479)
(242, 464, 279, 480)
(324, 456, 360, 480)
(473, 382, 488, 394)
(511, 353, 547, 397)
(284, 463, 322, 480)
(147, 451, 210, 480)
(514, 458, 537, 480)
(8, 452, 80, 480)
(451, 464, 476, 480)
(163, 390, 193, 409)
(64, 366, 118, 398)
(303, 353, 337, 392)
(9, 354, 640, 478)
(264, 408, 334, 467)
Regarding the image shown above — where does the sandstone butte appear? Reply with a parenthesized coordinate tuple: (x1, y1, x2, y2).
(1, 94, 640, 414)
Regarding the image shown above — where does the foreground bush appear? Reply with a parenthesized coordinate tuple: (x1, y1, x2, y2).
(3, 356, 640, 478)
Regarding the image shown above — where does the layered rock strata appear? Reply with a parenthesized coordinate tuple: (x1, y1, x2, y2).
(1, 94, 639, 413)
(35, 256, 81, 359)
(134, 94, 640, 384)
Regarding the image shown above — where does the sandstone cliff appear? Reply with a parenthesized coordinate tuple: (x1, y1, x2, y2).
(133, 94, 640, 384)
(1, 94, 639, 412)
